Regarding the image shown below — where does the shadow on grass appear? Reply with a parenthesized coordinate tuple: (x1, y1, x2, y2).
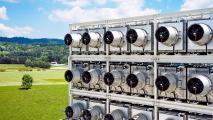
(18, 88, 31, 90)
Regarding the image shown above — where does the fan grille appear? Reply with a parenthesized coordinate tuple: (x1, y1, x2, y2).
(83, 110, 92, 120)
(187, 77, 204, 95)
(187, 24, 204, 41)
(155, 76, 170, 91)
(82, 32, 91, 45)
(126, 74, 139, 88)
(104, 72, 114, 86)
(104, 114, 114, 120)
(82, 71, 91, 84)
(65, 106, 73, 118)
(104, 31, 114, 44)
(155, 26, 170, 43)
(64, 70, 73, 82)
(64, 34, 72, 45)
(126, 29, 138, 44)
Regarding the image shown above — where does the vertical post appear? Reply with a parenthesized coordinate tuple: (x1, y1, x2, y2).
(105, 20, 110, 114)
(68, 25, 73, 106)
(68, 55, 72, 106)
(153, 19, 158, 120)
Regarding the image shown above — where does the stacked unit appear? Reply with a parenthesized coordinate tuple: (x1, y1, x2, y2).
(187, 19, 213, 54)
(126, 23, 154, 54)
(155, 20, 186, 54)
(64, 8, 213, 120)
(156, 65, 186, 101)
(104, 26, 128, 55)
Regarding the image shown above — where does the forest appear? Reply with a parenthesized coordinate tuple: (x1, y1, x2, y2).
(0, 37, 68, 68)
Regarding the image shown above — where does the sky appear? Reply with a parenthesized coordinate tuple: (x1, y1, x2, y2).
(0, 0, 213, 39)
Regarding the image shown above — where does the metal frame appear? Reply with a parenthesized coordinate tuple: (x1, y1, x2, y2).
(68, 8, 213, 120)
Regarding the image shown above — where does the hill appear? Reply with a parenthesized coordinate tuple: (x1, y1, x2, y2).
(0, 37, 64, 45)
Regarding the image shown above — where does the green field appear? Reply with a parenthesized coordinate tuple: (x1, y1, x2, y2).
(0, 85, 68, 120)
(0, 64, 68, 86)
(0, 64, 69, 119)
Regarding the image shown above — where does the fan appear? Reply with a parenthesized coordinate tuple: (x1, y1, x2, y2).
(83, 110, 92, 120)
(64, 70, 73, 82)
(126, 29, 138, 44)
(187, 77, 204, 95)
(155, 26, 170, 43)
(64, 33, 72, 45)
(104, 31, 114, 44)
(104, 72, 114, 86)
(187, 24, 204, 42)
(65, 106, 73, 118)
(82, 71, 92, 84)
(155, 76, 170, 91)
(126, 74, 138, 88)
(104, 114, 114, 120)
(82, 32, 91, 45)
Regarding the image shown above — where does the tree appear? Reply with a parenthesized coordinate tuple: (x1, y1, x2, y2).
(24, 59, 32, 67)
(24, 59, 51, 69)
(21, 74, 33, 89)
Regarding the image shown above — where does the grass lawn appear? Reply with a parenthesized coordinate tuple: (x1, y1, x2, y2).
(0, 64, 26, 70)
(0, 64, 68, 86)
(0, 85, 68, 120)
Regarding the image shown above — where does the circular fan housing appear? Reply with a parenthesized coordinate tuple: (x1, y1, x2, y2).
(64, 68, 83, 83)
(85, 106, 103, 120)
(104, 70, 123, 87)
(155, 73, 178, 93)
(64, 33, 83, 48)
(65, 103, 84, 119)
(82, 69, 101, 85)
(82, 71, 91, 84)
(104, 109, 125, 120)
(104, 114, 114, 120)
(104, 31, 124, 47)
(104, 72, 114, 86)
(187, 23, 212, 46)
(64, 70, 73, 82)
(126, 29, 148, 47)
(82, 32, 91, 45)
(64, 34, 72, 46)
(155, 26, 178, 46)
(126, 71, 146, 89)
(65, 106, 73, 118)
(187, 74, 212, 96)
(82, 32, 102, 48)
(83, 110, 92, 120)
(126, 74, 138, 88)
(131, 113, 149, 120)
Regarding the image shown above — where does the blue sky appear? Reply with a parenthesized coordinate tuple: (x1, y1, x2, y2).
(0, 0, 213, 39)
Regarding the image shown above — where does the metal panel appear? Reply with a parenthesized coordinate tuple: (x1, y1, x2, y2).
(70, 55, 154, 62)
(157, 21, 186, 52)
(158, 55, 213, 63)
(157, 99, 213, 115)
(108, 93, 154, 106)
(187, 18, 213, 53)
(71, 89, 107, 99)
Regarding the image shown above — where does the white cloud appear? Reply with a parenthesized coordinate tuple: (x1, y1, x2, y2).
(0, 23, 33, 37)
(0, 6, 8, 20)
(181, 0, 213, 11)
(56, 0, 90, 7)
(49, 0, 159, 23)
(94, 0, 107, 5)
(0, 0, 17, 3)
